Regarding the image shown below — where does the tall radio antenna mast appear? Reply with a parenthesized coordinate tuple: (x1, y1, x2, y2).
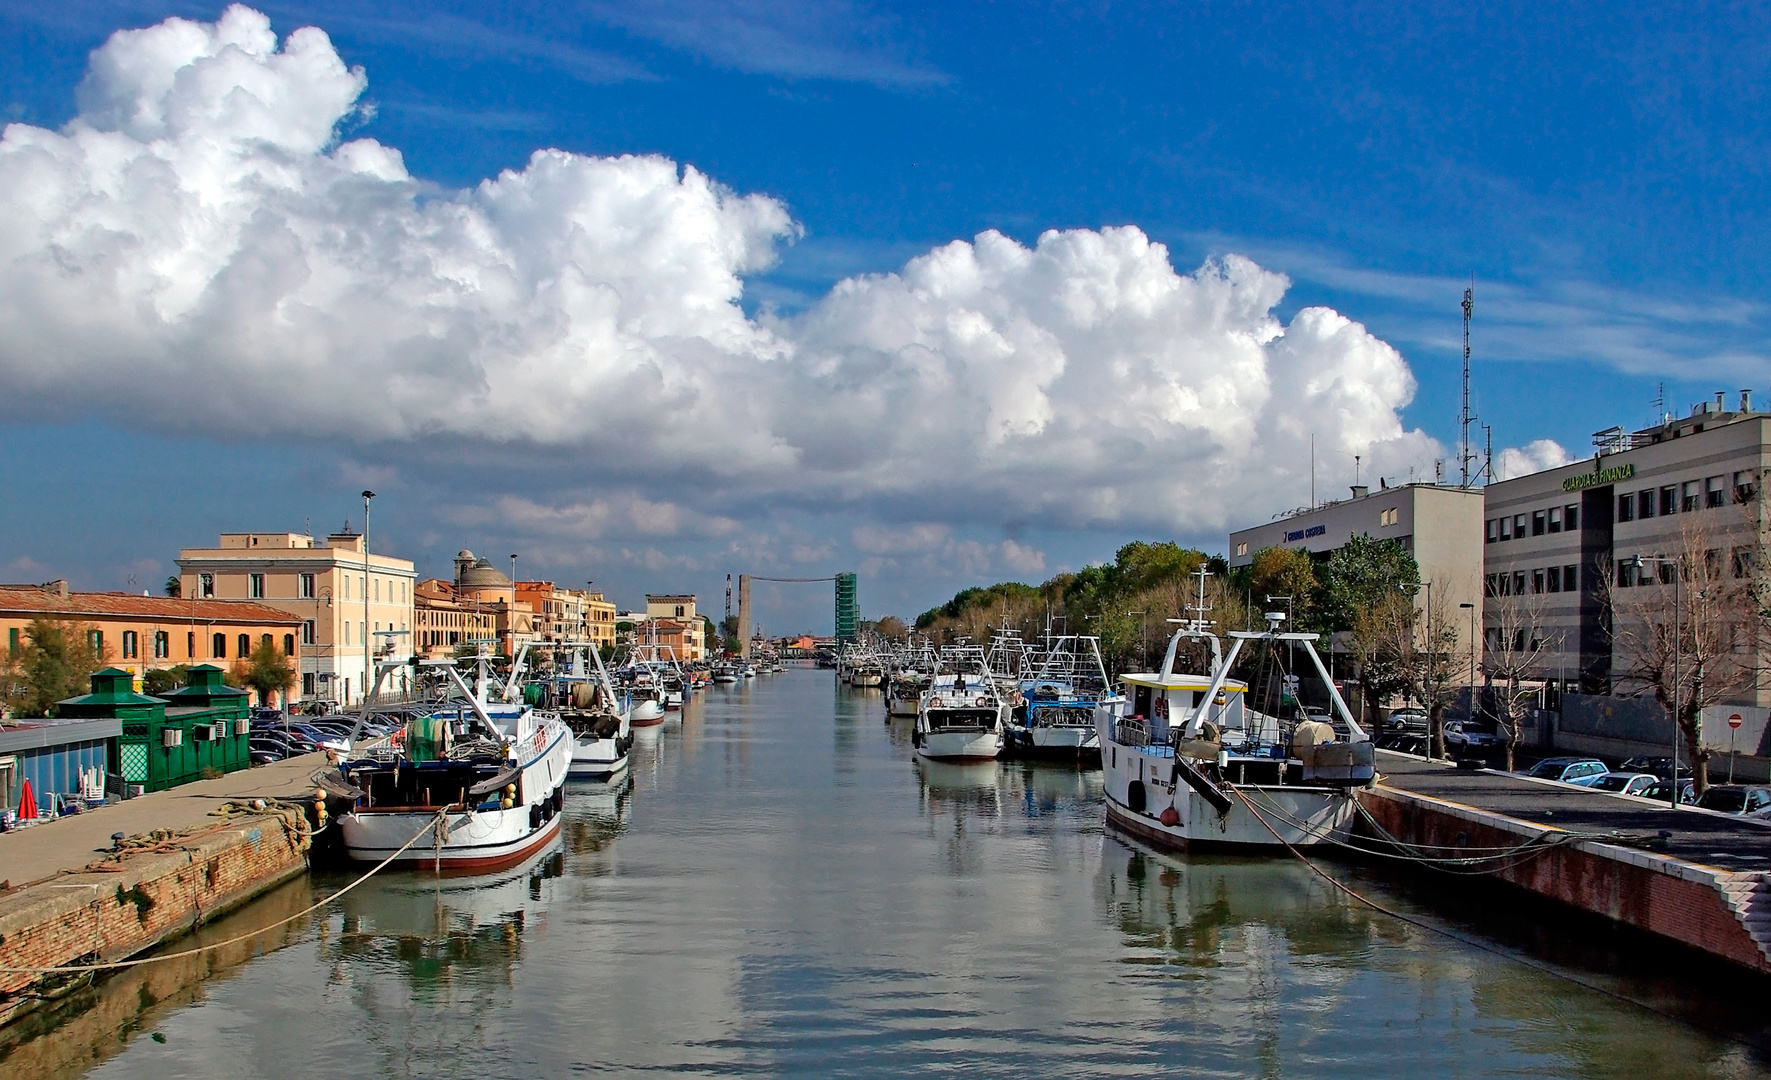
(1460, 279, 1476, 487)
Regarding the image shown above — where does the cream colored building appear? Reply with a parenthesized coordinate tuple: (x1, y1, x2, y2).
(177, 531, 415, 706)
(644, 594, 705, 659)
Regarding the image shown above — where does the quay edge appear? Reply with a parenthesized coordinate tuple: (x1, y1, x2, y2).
(0, 811, 312, 1030)
(1357, 781, 1771, 976)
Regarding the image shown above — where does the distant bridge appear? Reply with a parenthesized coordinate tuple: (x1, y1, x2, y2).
(730, 573, 857, 658)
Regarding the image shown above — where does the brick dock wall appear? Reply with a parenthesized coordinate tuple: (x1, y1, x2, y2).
(1357, 785, 1771, 975)
(0, 812, 311, 1028)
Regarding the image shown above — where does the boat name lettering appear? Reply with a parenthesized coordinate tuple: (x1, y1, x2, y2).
(1563, 463, 1633, 491)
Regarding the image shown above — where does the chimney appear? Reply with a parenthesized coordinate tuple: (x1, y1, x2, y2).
(42, 579, 69, 599)
(1716, 391, 1726, 412)
(1350, 485, 1369, 499)
(1743, 389, 1753, 413)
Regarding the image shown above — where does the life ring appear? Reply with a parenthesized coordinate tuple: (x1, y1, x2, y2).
(975, 696, 989, 707)
(391, 728, 405, 747)
(930, 697, 944, 708)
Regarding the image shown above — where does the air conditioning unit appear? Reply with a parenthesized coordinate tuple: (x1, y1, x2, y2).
(233, 719, 251, 737)
(162, 728, 183, 748)
(194, 723, 227, 742)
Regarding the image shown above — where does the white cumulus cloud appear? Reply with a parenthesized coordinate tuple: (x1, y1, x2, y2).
(0, 6, 1443, 550)
(1493, 439, 1574, 481)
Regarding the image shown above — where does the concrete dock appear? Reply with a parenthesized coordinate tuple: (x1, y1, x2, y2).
(0, 754, 329, 1027)
(1363, 751, 1771, 974)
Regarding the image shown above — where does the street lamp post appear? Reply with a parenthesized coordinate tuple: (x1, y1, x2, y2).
(1126, 610, 1148, 670)
(1635, 554, 1683, 809)
(1460, 601, 1476, 763)
(361, 490, 374, 711)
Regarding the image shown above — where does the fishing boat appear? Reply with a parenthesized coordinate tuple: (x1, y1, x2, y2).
(333, 650, 572, 870)
(549, 641, 633, 781)
(913, 646, 1008, 762)
(1096, 603, 1375, 853)
(1003, 635, 1115, 761)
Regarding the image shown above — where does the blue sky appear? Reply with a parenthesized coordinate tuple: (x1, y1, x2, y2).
(1, 2, 1766, 631)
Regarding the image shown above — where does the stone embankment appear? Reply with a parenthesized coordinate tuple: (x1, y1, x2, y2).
(0, 754, 327, 1028)
(1362, 752, 1771, 974)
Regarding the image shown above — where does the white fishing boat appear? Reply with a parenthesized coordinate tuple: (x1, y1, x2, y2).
(1004, 634, 1116, 761)
(913, 646, 1007, 762)
(1096, 598, 1375, 852)
(335, 650, 573, 871)
(554, 641, 633, 781)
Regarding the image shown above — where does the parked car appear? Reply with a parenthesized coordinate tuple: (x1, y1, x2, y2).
(250, 730, 315, 755)
(1696, 785, 1771, 815)
(1526, 757, 1609, 785)
(1444, 720, 1500, 755)
(1641, 778, 1696, 804)
(1619, 756, 1692, 780)
(1377, 732, 1429, 755)
(1385, 709, 1429, 733)
(1588, 772, 1659, 797)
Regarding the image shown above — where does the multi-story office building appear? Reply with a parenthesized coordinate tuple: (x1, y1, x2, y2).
(1228, 482, 1486, 621)
(177, 531, 415, 706)
(1482, 396, 1769, 705)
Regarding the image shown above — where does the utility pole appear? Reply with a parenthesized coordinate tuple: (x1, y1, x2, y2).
(1459, 286, 1473, 488)
(361, 490, 374, 710)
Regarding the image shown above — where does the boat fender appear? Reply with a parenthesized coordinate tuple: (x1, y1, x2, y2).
(552, 787, 564, 812)
(1126, 780, 1146, 813)
(912, 727, 922, 747)
(1159, 806, 1180, 827)
(530, 804, 543, 829)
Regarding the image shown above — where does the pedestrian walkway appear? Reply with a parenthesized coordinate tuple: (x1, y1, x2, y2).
(0, 753, 328, 888)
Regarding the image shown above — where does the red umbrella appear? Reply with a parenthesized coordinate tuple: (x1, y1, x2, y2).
(17, 777, 37, 820)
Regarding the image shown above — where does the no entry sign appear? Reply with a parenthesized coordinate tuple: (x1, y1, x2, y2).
(1729, 713, 1744, 729)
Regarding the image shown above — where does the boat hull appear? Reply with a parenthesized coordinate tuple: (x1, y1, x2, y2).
(916, 728, 1002, 762)
(629, 699, 666, 726)
(340, 801, 565, 871)
(1102, 786, 1357, 852)
(569, 736, 630, 780)
(1005, 724, 1100, 760)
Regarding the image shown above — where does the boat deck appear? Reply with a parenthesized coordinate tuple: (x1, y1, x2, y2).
(1375, 751, 1771, 873)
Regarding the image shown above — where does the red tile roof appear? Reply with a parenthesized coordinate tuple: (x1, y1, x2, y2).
(0, 587, 302, 625)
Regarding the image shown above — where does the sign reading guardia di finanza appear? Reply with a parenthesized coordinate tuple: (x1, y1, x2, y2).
(1562, 463, 1634, 492)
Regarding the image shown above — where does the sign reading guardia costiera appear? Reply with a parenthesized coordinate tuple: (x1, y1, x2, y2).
(1562, 463, 1634, 492)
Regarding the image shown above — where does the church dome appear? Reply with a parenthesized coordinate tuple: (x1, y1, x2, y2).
(457, 556, 511, 588)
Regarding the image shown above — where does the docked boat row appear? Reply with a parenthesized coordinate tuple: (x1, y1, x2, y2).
(864, 568, 1377, 854)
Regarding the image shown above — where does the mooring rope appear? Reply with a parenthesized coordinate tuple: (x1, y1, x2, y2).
(0, 806, 452, 976)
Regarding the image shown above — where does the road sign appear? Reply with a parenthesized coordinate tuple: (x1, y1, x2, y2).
(1730, 713, 1744, 729)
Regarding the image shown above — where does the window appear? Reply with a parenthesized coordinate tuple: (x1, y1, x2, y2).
(1380, 507, 1399, 527)
(302, 619, 316, 645)
(238, 633, 251, 657)
(249, 573, 265, 598)
(1616, 494, 1634, 523)
(1547, 566, 1562, 593)
(1617, 561, 1636, 588)
(1548, 506, 1563, 533)
(283, 633, 295, 656)
(187, 632, 196, 659)
(1638, 490, 1655, 519)
(343, 622, 350, 645)
(1532, 510, 1546, 535)
(343, 576, 350, 600)
(303, 673, 315, 696)
(1564, 504, 1579, 530)
(1485, 519, 1498, 544)
(154, 630, 170, 659)
(1660, 486, 1677, 516)
(1498, 516, 1512, 541)
(1736, 471, 1759, 504)
(1513, 515, 1526, 538)
(213, 632, 227, 658)
(122, 630, 138, 659)
(88, 629, 103, 653)
(199, 572, 215, 598)
(1512, 572, 1526, 596)
(7, 627, 17, 657)
(1735, 547, 1756, 579)
(261, 633, 272, 649)
(1235, 542, 1248, 556)
(676, 605, 685, 617)
(1682, 481, 1700, 512)
(1564, 564, 1578, 592)
(1531, 568, 1545, 593)
(1706, 476, 1725, 509)
(299, 573, 315, 599)
(374, 578, 381, 603)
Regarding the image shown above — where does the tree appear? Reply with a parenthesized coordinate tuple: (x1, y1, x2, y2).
(1346, 592, 1414, 726)
(163, 576, 181, 598)
(143, 664, 191, 697)
(1316, 536, 1421, 724)
(873, 615, 908, 640)
(1399, 580, 1463, 760)
(1240, 547, 1321, 630)
(1478, 589, 1558, 771)
(238, 636, 296, 707)
(1604, 513, 1761, 794)
(1, 618, 108, 719)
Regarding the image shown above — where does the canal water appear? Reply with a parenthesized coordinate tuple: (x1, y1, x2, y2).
(15, 667, 1771, 1078)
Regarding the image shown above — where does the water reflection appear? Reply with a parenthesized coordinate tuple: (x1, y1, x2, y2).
(38, 669, 1771, 1079)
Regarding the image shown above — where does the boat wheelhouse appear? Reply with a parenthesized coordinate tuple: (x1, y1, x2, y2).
(1004, 635, 1116, 761)
(914, 646, 1008, 762)
(1096, 608, 1375, 853)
